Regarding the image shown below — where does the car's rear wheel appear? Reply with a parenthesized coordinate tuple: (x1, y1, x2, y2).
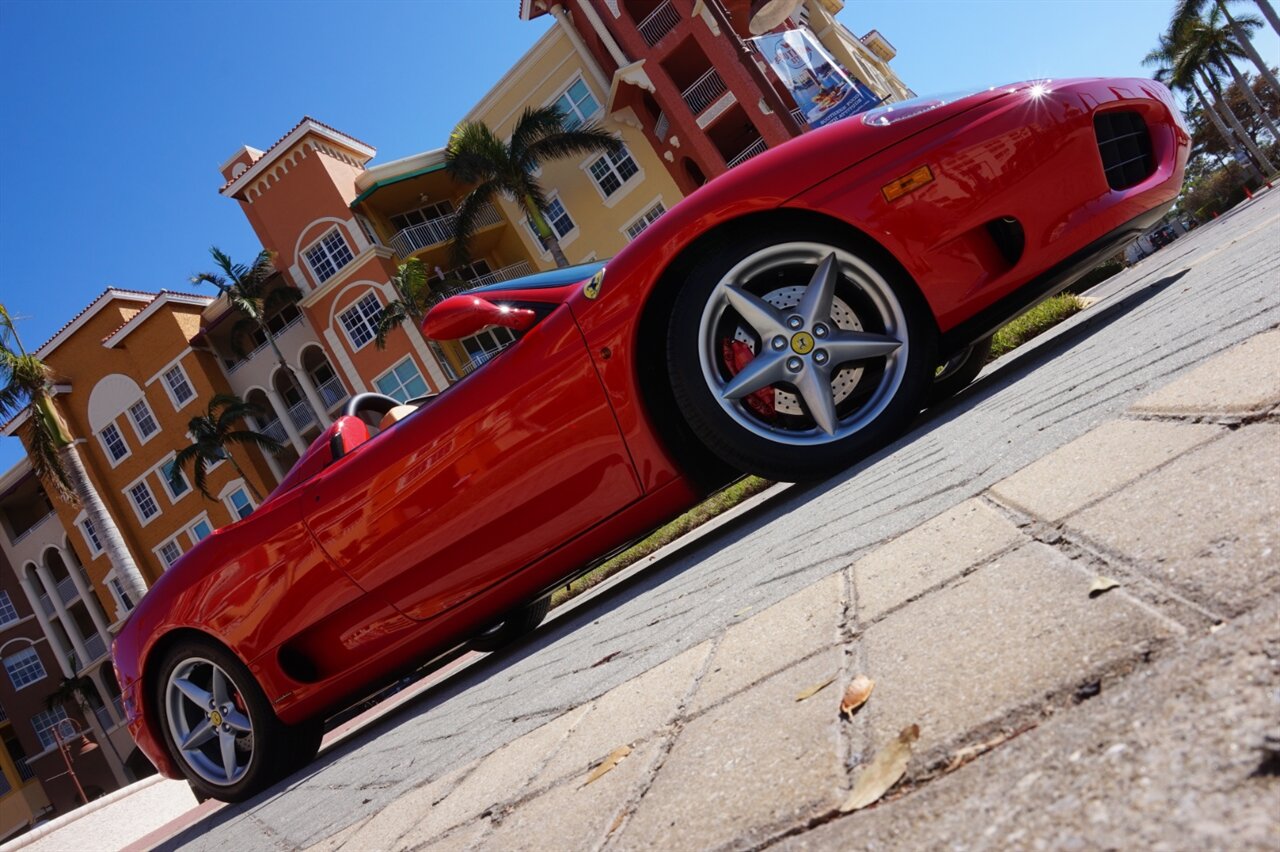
(928, 335, 994, 405)
(667, 229, 936, 481)
(155, 637, 303, 802)
(469, 597, 551, 653)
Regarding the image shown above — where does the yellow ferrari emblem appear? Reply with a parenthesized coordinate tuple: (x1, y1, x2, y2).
(209, 710, 223, 726)
(790, 331, 815, 355)
(584, 267, 606, 299)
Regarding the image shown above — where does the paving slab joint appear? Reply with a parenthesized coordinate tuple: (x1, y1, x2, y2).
(982, 492, 1222, 633)
(596, 633, 725, 850)
(836, 565, 868, 791)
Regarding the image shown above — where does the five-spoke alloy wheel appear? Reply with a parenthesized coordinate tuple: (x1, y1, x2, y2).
(156, 637, 313, 802)
(668, 229, 935, 481)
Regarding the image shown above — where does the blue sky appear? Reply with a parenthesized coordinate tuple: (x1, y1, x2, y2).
(0, 0, 1275, 470)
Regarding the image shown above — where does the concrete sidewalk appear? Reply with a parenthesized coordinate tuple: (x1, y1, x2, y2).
(299, 327, 1280, 851)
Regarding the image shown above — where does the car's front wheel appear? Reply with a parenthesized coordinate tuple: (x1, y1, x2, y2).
(667, 228, 936, 482)
(469, 596, 552, 653)
(155, 637, 306, 802)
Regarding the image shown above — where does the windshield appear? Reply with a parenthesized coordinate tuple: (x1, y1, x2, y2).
(473, 261, 607, 294)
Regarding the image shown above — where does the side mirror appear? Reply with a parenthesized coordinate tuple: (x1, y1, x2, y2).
(421, 295, 538, 341)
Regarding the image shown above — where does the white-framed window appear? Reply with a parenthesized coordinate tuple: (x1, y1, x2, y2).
(159, 457, 191, 502)
(0, 591, 19, 627)
(552, 77, 600, 129)
(527, 197, 576, 251)
(127, 480, 160, 524)
(337, 292, 383, 351)
(32, 705, 69, 749)
(157, 538, 182, 568)
(107, 576, 134, 614)
(162, 364, 196, 408)
(79, 516, 103, 556)
(356, 214, 382, 247)
(625, 201, 667, 240)
(304, 228, 355, 284)
(461, 326, 517, 368)
(187, 516, 214, 544)
(225, 486, 254, 521)
(4, 646, 47, 690)
(98, 423, 129, 465)
(126, 398, 159, 442)
(588, 146, 640, 197)
(374, 358, 430, 403)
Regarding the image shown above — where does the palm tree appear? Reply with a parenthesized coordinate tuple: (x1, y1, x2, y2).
(173, 394, 280, 502)
(1172, 10, 1278, 172)
(0, 306, 149, 603)
(1177, 6, 1280, 143)
(1145, 34, 1242, 161)
(445, 105, 620, 268)
(191, 247, 306, 392)
(372, 258, 467, 348)
(1174, 0, 1280, 96)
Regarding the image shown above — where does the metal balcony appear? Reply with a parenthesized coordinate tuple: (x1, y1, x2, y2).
(83, 632, 108, 662)
(94, 704, 114, 732)
(655, 111, 670, 142)
(257, 418, 288, 446)
(226, 313, 304, 374)
(426, 261, 536, 307)
(10, 510, 55, 545)
(681, 68, 728, 117)
(38, 593, 53, 617)
(638, 0, 679, 46)
(727, 138, 769, 168)
(55, 575, 78, 606)
(388, 204, 502, 258)
(287, 399, 317, 431)
(317, 376, 347, 410)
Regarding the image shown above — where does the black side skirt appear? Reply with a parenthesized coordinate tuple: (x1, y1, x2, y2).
(938, 203, 1172, 355)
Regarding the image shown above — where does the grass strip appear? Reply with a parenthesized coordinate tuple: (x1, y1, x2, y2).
(551, 291, 1088, 611)
(550, 475, 773, 608)
(988, 293, 1086, 361)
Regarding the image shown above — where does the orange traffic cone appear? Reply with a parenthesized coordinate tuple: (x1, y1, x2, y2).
(1244, 185, 1255, 200)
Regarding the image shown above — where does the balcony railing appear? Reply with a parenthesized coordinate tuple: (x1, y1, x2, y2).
(681, 68, 728, 116)
(790, 107, 806, 128)
(317, 376, 347, 410)
(10, 510, 55, 545)
(637, 0, 679, 45)
(16, 756, 34, 781)
(258, 418, 288, 446)
(425, 261, 537, 308)
(287, 399, 317, 431)
(0, 702, 7, 722)
(55, 575, 78, 606)
(226, 314, 304, 374)
(727, 138, 769, 168)
(94, 704, 114, 732)
(83, 632, 107, 662)
(654, 111, 669, 142)
(388, 204, 502, 258)
(38, 593, 53, 617)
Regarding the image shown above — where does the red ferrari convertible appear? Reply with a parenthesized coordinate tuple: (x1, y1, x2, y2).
(113, 78, 1188, 800)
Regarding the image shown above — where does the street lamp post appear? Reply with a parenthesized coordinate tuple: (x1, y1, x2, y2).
(49, 717, 99, 806)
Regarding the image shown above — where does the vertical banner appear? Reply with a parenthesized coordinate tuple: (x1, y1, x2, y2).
(751, 29, 882, 129)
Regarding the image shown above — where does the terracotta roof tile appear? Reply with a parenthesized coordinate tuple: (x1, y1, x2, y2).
(33, 287, 156, 355)
(219, 116, 376, 192)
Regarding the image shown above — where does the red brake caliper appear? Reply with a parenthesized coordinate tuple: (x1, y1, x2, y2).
(721, 339, 776, 420)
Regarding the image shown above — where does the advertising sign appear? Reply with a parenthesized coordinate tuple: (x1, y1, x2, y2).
(751, 29, 882, 129)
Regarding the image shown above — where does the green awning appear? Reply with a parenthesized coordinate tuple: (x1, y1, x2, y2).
(351, 162, 448, 207)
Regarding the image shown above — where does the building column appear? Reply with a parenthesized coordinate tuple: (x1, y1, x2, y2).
(261, 447, 286, 482)
(58, 545, 113, 647)
(33, 564, 90, 670)
(75, 687, 130, 786)
(86, 668, 124, 728)
(264, 388, 307, 454)
(322, 328, 369, 395)
(18, 573, 73, 678)
(294, 370, 332, 429)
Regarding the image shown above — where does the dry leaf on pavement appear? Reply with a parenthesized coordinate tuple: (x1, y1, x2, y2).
(584, 745, 632, 786)
(795, 675, 837, 702)
(840, 675, 875, 719)
(1088, 577, 1120, 598)
(840, 724, 920, 812)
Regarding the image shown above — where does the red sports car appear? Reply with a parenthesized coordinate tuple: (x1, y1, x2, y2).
(112, 78, 1188, 801)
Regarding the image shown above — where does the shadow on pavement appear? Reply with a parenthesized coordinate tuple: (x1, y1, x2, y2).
(152, 267, 1194, 850)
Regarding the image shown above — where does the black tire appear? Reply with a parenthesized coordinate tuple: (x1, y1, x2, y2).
(927, 335, 994, 405)
(154, 636, 308, 802)
(666, 226, 937, 482)
(469, 597, 552, 653)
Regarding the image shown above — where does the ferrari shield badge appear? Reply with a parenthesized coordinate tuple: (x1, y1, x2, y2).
(584, 267, 606, 299)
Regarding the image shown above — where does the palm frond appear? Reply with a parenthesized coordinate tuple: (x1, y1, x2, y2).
(374, 300, 409, 349)
(449, 182, 500, 265)
(509, 105, 573, 164)
(222, 430, 284, 456)
(520, 123, 620, 174)
(445, 121, 511, 184)
(27, 401, 75, 503)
